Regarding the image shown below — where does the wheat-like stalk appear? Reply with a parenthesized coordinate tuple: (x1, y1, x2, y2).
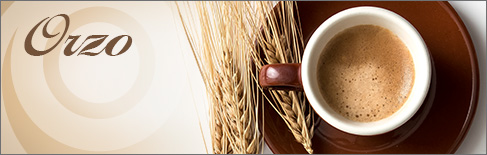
(251, 2, 315, 154)
(177, 1, 262, 154)
(177, 1, 314, 154)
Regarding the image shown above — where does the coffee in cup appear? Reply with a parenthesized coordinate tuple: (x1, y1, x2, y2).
(316, 24, 414, 122)
(259, 6, 431, 136)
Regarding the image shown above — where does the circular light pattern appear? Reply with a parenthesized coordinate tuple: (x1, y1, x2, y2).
(44, 7, 155, 119)
(1, 2, 197, 153)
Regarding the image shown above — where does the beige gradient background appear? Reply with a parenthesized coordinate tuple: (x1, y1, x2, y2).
(1, 1, 210, 153)
(1, 1, 485, 154)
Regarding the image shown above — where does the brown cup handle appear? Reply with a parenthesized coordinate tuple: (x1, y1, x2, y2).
(259, 63, 303, 90)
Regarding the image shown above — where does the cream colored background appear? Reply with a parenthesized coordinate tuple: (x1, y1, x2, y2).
(1, 1, 485, 154)
(1, 1, 209, 153)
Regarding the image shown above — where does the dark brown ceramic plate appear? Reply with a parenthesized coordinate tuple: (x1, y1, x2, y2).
(262, 1, 479, 154)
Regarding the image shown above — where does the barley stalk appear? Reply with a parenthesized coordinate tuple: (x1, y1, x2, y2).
(177, 1, 262, 154)
(177, 1, 313, 154)
(251, 1, 315, 154)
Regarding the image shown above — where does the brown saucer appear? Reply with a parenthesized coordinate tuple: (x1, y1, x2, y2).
(262, 1, 479, 154)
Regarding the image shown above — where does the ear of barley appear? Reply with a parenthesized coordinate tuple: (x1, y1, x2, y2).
(177, 1, 262, 154)
(250, 1, 315, 154)
(177, 1, 314, 154)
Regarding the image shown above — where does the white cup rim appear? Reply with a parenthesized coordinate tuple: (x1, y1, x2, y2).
(302, 6, 431, 136)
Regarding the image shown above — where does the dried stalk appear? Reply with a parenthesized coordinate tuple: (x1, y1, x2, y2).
(177, 1, 314, 154)
(177, 2, 262, 154)
(251, 2, 315, 154)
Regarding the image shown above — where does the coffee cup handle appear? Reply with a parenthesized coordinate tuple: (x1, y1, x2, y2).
(259, 63, 303, 90)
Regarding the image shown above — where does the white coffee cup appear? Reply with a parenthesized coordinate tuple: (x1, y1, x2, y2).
(259, 6, 431, 136)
